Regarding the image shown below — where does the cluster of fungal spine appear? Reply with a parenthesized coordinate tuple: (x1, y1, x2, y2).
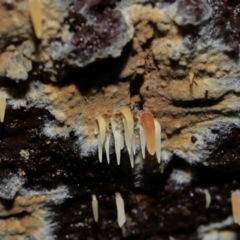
(92, 193, 126, 229)
(96, 107, 161, 167)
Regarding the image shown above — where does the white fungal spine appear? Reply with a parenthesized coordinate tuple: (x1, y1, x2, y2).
(0, 98, 6, 123)
(115, 192, 126, 228)
(154, 119, 161, 163)
(120, 108, 135, 168)
(138, 124, 146, 159)
(203, 189, 211, 209)
(96, 116, 106, 163)
(92, 194, 98, 222)
(104, 134, 110, 164)
(110, 119, 123, 165)
(29, 0, 43, 39)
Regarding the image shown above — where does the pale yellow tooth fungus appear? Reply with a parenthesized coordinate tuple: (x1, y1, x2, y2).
(96, 116, 106, 145)
(141, 112, 156, 156)
(92, 194, 98, 222)
(132, 134, 136, 155)
(231, 190, 240, 224)
(122, 115, 131, 154)
(120, 108, 134, 151)
(129, 150, 134, 168)
(154, 119, 161, 163)
(189, 71, 194, 85)
(104, 134, 110, 164)
(0, 98, 6, 123)
(29, 0, 43, 39)
(110, 119, 122, 165)
(120, 133, 124, 150)
(96, 116, 106, 163)
(115, 192, 126, 228)
(203, 189, 211, 209)
(120, 108, 135, 167)
(139, 124, 146, 159)
(97, 134, 103, 163)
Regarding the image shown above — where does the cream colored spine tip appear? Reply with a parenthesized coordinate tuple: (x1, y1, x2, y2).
(96, 116, 106, 163)
(231, 190, 240, 225)
(92, 194, 98, 222)
(154, 119, 161, 163)
(0, 98, 6, 123)
(29, 0, 43, 39)
(115, 192, 126, 228)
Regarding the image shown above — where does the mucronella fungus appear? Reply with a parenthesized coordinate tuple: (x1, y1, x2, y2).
(29, 0, 43, 39)
(139, 112, 161, 161)
(115, 192, 126, 229)
(104, 132, 111, 164)
(120, 107, 135, 168)
(110, 118, 124, 165)
(96, 108, 162, 166)
(92, 194, 98, 222)
(154, 118, 161, 163)
(0, 98, 6, 123)
(140, 112, 156, 156)
(231, 190, 240, 225)
(138, 123, 146, 159)
(96, 115, 106, 163)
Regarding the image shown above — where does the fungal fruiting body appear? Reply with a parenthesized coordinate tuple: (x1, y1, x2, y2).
(29, 0, 43, 39)
(96, 115, 106, 163)
(140, 112, 156, 156)
(231, 190, 240, 224)
(92, 194, 98, 222)
(139, 124, 146, 159)
(110, 119, 123, 165)
(203, 189, 211, 209)
(104, 134, 110, 164)
(154, 119, 161, 163)
(0, 98, 6, 123)
(189, 72, 194, 85)
(115, 192, 126, 228)
(120, 108, 135, 168)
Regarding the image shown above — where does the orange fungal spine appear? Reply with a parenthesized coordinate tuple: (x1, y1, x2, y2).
(140, 112, 156, 156)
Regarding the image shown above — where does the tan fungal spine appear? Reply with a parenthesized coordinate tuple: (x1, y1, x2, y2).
(203, 189, 211, 209)
(96, 116, 106, 163)
(29, 0, 43, 39)
(0, 98, 6, 123)
(92, 194, 98, 222)
(120, 108, 135, 168)
(189, 72, 194, 85)
(154, 119, 161, 163)
(231, 190, 240, 224)
(110, 119, 122, 165)
(115, 192, 126, 228)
